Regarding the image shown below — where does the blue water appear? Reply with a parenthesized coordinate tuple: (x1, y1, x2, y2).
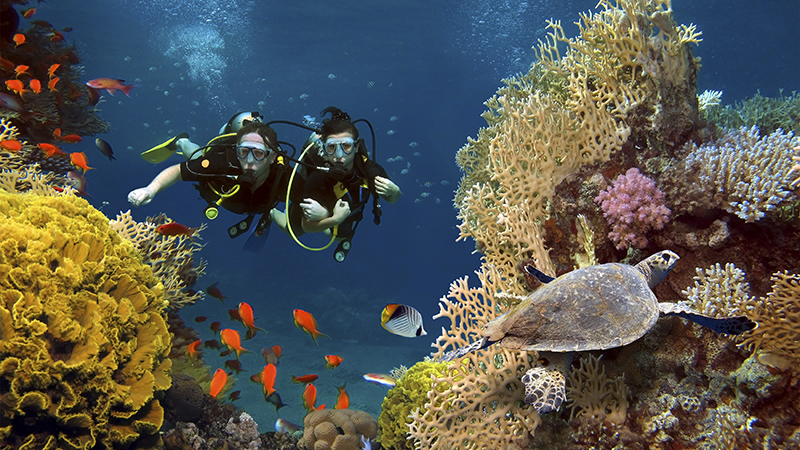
(34, 0, 800, 433)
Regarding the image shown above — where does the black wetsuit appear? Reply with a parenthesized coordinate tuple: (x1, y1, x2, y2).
(292, 156, 388, 237)
(179, 144, 298, 216)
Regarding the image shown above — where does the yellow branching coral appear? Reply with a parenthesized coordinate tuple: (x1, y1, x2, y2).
(0, 117, 22, 142)
(0, 190, 171, 449)
(565, 354, 629, 424)
(408, 348, 540, 450)
(736, 271, 800, 371)
(110, 211, 205, 309)
(408, 275, 539, 449)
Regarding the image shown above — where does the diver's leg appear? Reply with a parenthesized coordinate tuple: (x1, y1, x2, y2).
(177, 139, 202, 160)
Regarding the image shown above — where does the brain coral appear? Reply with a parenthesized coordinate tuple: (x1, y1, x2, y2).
(0, 190, 171, 449)
(299, 409, 378, 450)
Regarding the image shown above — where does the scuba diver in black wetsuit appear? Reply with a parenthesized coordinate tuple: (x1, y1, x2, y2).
(128, 115, 300, 251)
(270, 107, 402, 262)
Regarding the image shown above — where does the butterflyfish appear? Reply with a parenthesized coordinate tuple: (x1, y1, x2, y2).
(381, 304, 427, 337)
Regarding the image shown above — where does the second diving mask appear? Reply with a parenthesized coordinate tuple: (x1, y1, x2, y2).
(323, 137, 355, 158)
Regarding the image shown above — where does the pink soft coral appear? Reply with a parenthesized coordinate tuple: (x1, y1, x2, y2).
(595, 168, 671, 250)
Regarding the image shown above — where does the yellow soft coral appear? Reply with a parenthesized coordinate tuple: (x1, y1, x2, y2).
(0, 190, 171, 449)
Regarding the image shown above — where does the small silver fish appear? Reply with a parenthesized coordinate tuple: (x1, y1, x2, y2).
(275, 417, 301, 434)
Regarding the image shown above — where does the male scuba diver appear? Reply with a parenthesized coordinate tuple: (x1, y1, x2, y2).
(270, 106, 402, 262)
(128, 112, 298, 251)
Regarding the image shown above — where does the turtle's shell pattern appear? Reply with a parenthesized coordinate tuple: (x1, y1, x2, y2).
(484, 263, 660, 352)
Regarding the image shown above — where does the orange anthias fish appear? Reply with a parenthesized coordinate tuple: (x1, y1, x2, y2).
(220, 328, 251, 359)
(302, 383, 322, 413)
(86, 78, 136, 96)
(13, 34, 25, 47)
(5, 80, 27, 96)
(48, 77, 60, 93)
(206, 282, 226, 301)
(0, 140, 22, 152)
(186, 339, 202, 361)
(260, 363, 277, 396)
(15, 65, 30, 78)
(48, 64, 60, 79)
(29, 79, 41, 94)
(209, 368, 227, 398)
(156, 222, 197, 237)
(291, 374, 318, 385)
(60, 134, 83, 144)
(238, 302, 266, 339)
(38, 143, 64, 158)
(69, 152, 93, 172)
(335, 384, 349, 410)
(22, 7, 36, 18)
(325, 355, 343, 369)
(292, 309, 328, 344)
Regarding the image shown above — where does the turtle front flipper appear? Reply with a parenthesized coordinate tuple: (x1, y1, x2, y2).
(658, 302, 756, 335)
(440, 336, 492, 362)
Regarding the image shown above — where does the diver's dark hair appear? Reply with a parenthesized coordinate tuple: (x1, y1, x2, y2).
(319, 106, 359, 140)
(236, 122, 278, 151)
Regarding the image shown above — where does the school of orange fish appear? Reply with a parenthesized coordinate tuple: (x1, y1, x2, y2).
(190, 281, 350, 416)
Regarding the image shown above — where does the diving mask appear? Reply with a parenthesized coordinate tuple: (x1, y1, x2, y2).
(236, 143, 269, 162)
(323, 137, 356, 158)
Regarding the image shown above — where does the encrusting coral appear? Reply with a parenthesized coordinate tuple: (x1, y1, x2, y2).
(299, 409, 378, 450)
(378, 360, 448, 450)
(0, 190, 171, 449)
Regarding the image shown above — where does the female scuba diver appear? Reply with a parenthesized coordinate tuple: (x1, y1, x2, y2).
(128, 119, 296, 251)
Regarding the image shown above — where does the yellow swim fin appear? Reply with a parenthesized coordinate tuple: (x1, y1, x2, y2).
(140, 132, 190, 163)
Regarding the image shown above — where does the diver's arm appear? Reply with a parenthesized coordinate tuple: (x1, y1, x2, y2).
(127, 164, 181, 206)
(374, 176, 402, 203)
(301, 199, 350, 233)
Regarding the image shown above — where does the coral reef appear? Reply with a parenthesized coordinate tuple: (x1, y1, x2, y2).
(378, 360, 448, 450)
(595, 168, 671, 250)
(412, 0, 800, 448)
(0, 190, 171, 449)
(298, 409, 378, 450)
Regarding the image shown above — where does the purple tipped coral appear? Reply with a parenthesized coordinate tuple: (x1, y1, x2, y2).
(595, 168, 671, 250)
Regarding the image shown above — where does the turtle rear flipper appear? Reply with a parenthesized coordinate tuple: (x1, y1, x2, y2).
(659, 302, 756, 335)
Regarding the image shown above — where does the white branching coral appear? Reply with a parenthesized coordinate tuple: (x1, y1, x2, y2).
(565, 354, 629, 424)
(682, 126, 800, 222)
(682, 262, 753, 317)
(698, 89, 723, 112)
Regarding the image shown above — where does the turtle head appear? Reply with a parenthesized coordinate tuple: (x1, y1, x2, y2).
(636, 250, 680, 289)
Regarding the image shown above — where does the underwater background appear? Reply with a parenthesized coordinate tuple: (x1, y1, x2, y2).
(0, 0, 799, 448)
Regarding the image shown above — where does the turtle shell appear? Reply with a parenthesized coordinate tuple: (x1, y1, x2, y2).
(484, 263, 660, 352)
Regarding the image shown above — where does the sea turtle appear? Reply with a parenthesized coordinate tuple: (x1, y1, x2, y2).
(442, 250, 755, 413)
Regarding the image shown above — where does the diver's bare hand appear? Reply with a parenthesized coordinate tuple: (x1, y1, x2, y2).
(127, 187, 155, 207)
(300, 198, 329, 221)
(374, 176, 401, 201)
(332, 199, 350, 222)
